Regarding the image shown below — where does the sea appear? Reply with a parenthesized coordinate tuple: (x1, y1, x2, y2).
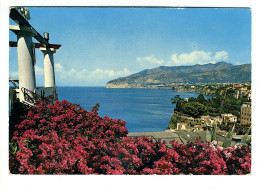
(58, 87, 207, 133)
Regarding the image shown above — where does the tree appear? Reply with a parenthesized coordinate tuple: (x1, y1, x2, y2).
(197, 94, 206, 104)
(212, 95, 222, 108)
(171, 95, 185, 112)
(188, 97, 197, 102)
(171, 95, 181, 104)
(181, 102, 206, 118)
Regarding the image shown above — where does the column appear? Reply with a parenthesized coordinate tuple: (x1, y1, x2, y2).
(10, 25, 37, 102)
(40, 47, 56, 87)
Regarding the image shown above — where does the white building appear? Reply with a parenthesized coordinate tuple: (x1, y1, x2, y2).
(221, 113, 237, 123)
(177, 122, 187, 130)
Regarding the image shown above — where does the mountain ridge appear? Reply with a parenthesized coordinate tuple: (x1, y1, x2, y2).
(106, 62, 251, 88)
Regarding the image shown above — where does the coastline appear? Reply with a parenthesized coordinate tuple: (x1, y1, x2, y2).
(106, 85, 216, 96)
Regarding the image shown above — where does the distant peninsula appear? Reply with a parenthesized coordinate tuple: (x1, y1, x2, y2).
(106, 62, 251, 89)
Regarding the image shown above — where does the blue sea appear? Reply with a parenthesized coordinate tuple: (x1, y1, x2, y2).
(58, 87, 204, 133)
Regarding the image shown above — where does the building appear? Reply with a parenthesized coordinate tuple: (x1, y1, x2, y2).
(233, 84, 242, 89)
(201, 115, 211, 127)
(177, 122, 187, 130)
(214, 116, 223, 126)
(201, 115, 223, 127)
(240, 103, 251, 125)
(221, 113, 237, 123)
(247, 90, 252, 100)
(234, 88, 251, 100)
(194, 125, 203, 132)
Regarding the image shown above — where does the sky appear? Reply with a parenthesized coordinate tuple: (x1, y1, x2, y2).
(9, 7, 251, 86)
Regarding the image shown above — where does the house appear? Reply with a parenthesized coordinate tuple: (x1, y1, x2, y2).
(177, 122, 187, 130)
(233, 84, 242, 89)
(201, 115, 211, 127)
(194, 125, 203, 132)
(234, 88, 251, 100)
(214, 116, 223, 125)
(201, 115, 222, 127)
(221, 113, 237, 123)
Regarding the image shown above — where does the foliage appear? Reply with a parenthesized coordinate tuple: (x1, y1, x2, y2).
(241, 127, 251, 144)
(223, 124, 235, 148)
(219, 123, 251, 135)
(9, 100, 251, 175)
(246, 137, 251, 147)
(211, 125, 216, 142)
(172, 93, 243, 118)
(205, 128, 211, 142)
(171, 95, 181, 104)
(197, 94, 206, 104)
(168, 114, 182, 129)
(181, 102, 206, 118)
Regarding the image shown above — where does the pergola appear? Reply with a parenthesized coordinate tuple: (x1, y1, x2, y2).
(9, 7, 61, 107)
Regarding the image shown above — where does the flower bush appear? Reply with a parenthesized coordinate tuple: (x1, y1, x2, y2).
(9, 100, 251, 175)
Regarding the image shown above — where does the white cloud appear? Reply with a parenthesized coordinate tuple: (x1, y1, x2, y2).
(9, 66, 45, 79)
(214, 51, 229, 61)
(53, 63, 132, 85)
(136, 51, 229, 68)
(136, 55, 166, 70)
(136, 55, 165, 65)
(170, 50, 229, 66)
(55, 63, 64, 72)
(10, 64, 127, 86)
(88, 68, 131, 80)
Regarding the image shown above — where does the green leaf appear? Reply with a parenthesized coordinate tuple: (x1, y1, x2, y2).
(241, 127, 251, 144)
(206, 127, 211, 142)
(9, 143, 18, 155)
(223, 124, 235, 148)
(211, 125, 216, 142)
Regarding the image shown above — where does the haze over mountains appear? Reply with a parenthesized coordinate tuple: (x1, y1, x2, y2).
(106, 62, 251, 88)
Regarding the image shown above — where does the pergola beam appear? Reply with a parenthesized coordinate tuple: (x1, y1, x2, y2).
(9, 41, 61, 49)
(9, 7, 49, 45)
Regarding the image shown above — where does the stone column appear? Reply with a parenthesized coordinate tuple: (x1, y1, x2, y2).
(40, 47, 56, 87)
(10, 25, 37, 102)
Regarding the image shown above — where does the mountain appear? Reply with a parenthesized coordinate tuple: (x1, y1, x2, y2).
(106, 62, 251, 88)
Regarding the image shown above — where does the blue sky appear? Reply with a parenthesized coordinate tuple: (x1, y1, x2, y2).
(9, 7, 251, 86)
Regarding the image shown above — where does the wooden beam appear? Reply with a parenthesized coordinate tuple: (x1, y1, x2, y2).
(9, 41, 61, 49)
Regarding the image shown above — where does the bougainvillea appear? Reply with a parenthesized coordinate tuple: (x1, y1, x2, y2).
(9, 100, 251, 175)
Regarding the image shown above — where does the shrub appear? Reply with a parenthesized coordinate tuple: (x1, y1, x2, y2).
(9, 100, 251, 175)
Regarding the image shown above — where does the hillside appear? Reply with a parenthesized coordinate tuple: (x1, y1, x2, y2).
(106, 62, 251, 88)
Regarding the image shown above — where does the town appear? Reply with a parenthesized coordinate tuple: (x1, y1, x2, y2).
(167, 82, 251, 146)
